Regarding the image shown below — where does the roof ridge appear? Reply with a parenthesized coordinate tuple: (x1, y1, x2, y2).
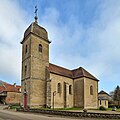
(49, 63, 98, 81)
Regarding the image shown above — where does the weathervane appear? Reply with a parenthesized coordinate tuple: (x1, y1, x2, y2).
(34, 5, 38, 24)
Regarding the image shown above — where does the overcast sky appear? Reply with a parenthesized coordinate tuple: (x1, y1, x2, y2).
(0, 0, 120, 93)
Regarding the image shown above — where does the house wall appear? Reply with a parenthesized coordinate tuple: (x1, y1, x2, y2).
(50, 73, 74, 108)
(98, 100, 108, 108)
(6, 92, 21, 104)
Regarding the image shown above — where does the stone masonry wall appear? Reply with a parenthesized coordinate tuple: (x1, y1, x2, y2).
(74, 78, 84, 108)
(50, 73, 74, 108)
(84, 78, 98, 109)
(6, 92, 21, 104)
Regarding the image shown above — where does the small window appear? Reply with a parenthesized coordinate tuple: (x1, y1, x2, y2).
(57, 83, 61, 93)
(39, 44, 42, 52)
(100, 100, 101, 105)
(25, 45, 27, 53)
(90, 85, 93, 95)
(69, 85, 72, 94)
(25, 65, 27, 76)
(105, 101, 106, 106)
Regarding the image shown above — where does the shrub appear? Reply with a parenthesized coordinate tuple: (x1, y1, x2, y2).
(99, 106, 106, 110)
(83, 109, 87, 112)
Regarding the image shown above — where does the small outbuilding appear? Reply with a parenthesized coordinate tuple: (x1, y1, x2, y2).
(0, 80, 21, 105)
(98, 96, 108, 108)
(98, 90, 112, 108)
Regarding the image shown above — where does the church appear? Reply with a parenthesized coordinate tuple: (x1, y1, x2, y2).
(21, 15, 99, 109)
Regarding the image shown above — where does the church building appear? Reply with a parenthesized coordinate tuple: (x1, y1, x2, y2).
(21, 15, 99, 109)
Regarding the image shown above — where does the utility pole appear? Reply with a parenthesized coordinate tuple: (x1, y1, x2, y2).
(53, 91, 56, 109)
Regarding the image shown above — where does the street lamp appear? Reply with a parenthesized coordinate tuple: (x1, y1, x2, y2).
(53, 91, 56, 109)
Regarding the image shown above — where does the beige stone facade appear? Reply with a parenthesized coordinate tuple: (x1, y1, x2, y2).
(98, 99, 108, 108)
(50, 73, 74, 108)
(21, 19, 99, 109)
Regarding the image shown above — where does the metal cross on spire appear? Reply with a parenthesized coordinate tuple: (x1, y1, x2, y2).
(34, 5, 38, 24)
(34, 5, 38, 17)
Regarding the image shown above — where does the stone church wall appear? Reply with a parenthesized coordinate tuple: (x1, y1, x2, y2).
(84, 78, 98, 109)
(74, 77, 84, 108)
(50, 73, 74, 108)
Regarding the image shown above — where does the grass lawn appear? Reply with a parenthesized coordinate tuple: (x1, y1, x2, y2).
(116, 108, 120, 112)
(106, 108, 112, 110)
(106, 108, 120, 112)
(30, 107, 83, 111)
(54, 107, 83, 110)
(9, 105, 21, 109)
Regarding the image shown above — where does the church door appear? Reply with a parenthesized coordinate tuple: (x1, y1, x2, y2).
(24, 94, 27, 108)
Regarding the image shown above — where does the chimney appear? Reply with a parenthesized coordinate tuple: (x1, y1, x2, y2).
(13, 83, 16, 87)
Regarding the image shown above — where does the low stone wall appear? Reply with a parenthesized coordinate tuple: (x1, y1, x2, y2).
(18, 109, 120, 119)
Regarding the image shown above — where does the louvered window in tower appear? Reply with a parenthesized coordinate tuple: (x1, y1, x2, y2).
(39, 44, 42, 52)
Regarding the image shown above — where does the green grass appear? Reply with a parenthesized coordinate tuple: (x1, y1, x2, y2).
(54, 107, 83, 110)
(116, 108, 120, 112)
(106, 108, 120, 112)
(106, 108, 112, 110)
(9, 105, 21, 109)
(30, 107, 83, 111)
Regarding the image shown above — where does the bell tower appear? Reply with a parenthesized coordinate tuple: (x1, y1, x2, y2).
(21, 11, 51, 108)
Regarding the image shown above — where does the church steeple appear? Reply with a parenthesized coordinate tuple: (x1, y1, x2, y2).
(34, 5, 38, 24)
(21, 6, 51, 108)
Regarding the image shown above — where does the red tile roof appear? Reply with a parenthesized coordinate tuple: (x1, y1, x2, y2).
(48, 63, 73, 78)
(47, 63, 98, 81)
(0, 81, 21, 93)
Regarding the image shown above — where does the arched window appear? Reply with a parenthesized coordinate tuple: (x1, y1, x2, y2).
(57, 83, 61, 93)
(90, 85, 93, 95)
(69, 85, 72, 94)
(105, 101, 106, 106)
(25, 45, 27, 53)
(38, 44, 42, 52)
(25, 65, 27, 76)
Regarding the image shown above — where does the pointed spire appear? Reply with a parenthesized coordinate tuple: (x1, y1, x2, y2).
(34, 5, 38, 24)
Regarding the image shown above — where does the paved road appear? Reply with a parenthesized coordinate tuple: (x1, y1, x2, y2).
(0, 110, 77, 120)
(0, 109, 118, 120)
(0, 105, 118, 120)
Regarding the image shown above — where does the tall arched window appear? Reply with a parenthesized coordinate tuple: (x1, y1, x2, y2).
(105, 101, 106, 106)
(57, 83, 61, 93)
(25, 65, 27, 76)
(38, 44, 42, 52)
(25, 45, 27, 54)
(90, 85, 93, 95)
(69, 85, 72, 94)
